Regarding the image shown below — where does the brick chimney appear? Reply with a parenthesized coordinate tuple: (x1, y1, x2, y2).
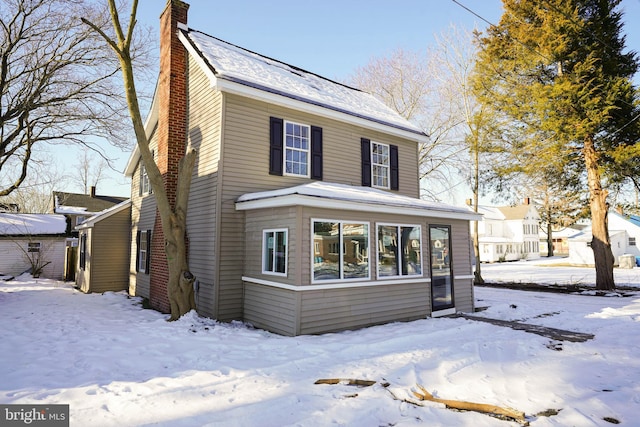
(90, 186, 96, 198)
(149, 0, 189, 313)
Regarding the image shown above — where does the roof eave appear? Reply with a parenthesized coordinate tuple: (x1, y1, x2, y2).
(236, 193, 481, 221)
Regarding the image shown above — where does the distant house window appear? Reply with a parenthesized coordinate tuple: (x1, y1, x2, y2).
(377, 224, 422, 278)
(136, 230, 151, 274)
(630, 237, 636, 246)
(361, 138, 399, 190)
(79, 233, 87, 270)
(284, 121, 310, 177)
(262, 229, 287, 276)
(269, 117, 322, 179)
(27, 242, 41, 253)
(312, 220, 369, 282)
(76, 216, 85, 226)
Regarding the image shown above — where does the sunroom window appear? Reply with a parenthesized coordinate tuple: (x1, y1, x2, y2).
(312, 220, 369, 282)
(377, 224, 422, 277)
(263, 229, 287, 275)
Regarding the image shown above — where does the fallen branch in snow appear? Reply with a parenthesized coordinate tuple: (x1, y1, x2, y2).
(314, 378, 378, 387)
(412, 384, 528, 425)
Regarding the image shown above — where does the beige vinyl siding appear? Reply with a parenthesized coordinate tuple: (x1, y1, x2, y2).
(243, 283, 298, 336)
(450, 219, 474, 312)
(86, 208, 131, 293)
(244, 207, 298, 284)
(186, 57, 222, 318)
(129, 126, 158, 299)
(215, 93, 421, 321)
(240, 204, 475, 334)
(299, 283, 429, 335)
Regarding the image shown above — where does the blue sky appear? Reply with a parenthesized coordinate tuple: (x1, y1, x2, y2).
(100, 0, 640, 198)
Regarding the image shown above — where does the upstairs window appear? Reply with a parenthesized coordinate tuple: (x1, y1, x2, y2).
(27, 242, 41, 253)
(284, 121, 310, 177)
(371, 142, 389, 188)
(361, 138, 399, 190)
(139, 150, 154, 196)
(270, 117, 322, 179)
(630, 237, 636, 246)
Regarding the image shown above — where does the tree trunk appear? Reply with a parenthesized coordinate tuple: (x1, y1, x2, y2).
(472, 144, 484, 285)
(546, 219, 554, 257)
(584, 136, 615, 290)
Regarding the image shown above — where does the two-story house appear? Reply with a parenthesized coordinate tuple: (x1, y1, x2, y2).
(475, 199, 541, 263)
(123, 0, 480, 336)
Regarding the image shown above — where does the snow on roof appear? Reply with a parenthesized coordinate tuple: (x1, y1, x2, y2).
(477, 206, 504, 221)
(236, 182, 481, 221)
(0, 214, 67, 235)
(182, 29, 425, 136)
(55, 205, 89, 215)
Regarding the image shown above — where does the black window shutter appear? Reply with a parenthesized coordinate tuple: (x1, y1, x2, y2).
(145, 230, 151, 274)
(135, 230, 141, 272)
(361, 138, 371, 187)
(269, 117, 284, 175)
(310, 126, 323, 180)
(390, 144, 399, 190)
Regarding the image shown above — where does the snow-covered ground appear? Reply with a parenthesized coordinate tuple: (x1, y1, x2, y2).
(1, 262, 639, 426)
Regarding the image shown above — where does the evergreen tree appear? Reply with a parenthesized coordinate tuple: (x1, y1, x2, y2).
(473, 0, 640, 290)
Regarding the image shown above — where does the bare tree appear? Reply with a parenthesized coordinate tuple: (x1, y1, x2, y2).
(83, 0, 197, 320)
(0, 158, 69, 213)
(73, 148, 107, 194)
(349, 26, 493, 283)
(348, 48, 463, 201)
(0, 0, 135, 197)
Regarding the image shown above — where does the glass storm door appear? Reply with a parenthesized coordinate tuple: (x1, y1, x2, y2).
(429, 225, 454, 311)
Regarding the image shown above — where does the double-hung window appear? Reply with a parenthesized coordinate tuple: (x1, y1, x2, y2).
(284, 121, 310, 177)
(312, 220, 369, 282)
(262, 229, 288, 276)
(377, 224, 422, 277)
(361, 138, 399, 190)
(270, 117, 323, 180)
(27, 242, 41, 253)
(139, 150, 154, 196)
(371, 142, 390, 188)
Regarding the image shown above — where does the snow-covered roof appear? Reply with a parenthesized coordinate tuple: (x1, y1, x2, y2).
(0, 214, 67, 236)
(76, 200, 131, 230)
(179, 28, 426, 139)
(477, 206, 504, 221)
(236, 182, 481, 221)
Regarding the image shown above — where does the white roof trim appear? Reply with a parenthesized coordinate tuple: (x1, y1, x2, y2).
(236, 183, 481, 221)
(75, 200, 131, 230)
(243, 276, 430, 291)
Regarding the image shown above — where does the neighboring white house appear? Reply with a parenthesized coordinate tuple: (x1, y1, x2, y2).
(475, 200, 541, 262)
(568, 211, 640, 266)
(0, 213, 68, 279)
